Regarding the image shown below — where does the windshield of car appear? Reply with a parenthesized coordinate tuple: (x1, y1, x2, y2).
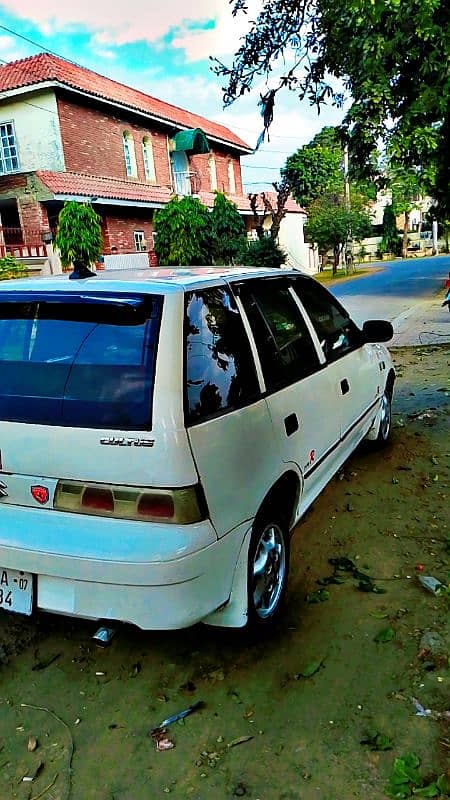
(0, 292, 162, 429)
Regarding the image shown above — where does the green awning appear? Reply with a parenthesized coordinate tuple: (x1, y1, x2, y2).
(172, 128, 210, 155)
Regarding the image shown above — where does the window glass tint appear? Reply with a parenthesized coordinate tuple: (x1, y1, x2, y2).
(292, 277, 362, 361)
(185, 287, 259, 424)
(0, 293, 161, 429)
(239, 279, 320, 391)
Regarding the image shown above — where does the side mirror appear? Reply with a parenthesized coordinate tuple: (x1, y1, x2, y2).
(362, 319, 393, 343)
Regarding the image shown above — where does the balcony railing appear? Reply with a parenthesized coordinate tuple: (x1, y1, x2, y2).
(173, 171, 201, 196)
(0, 227, 51, 259)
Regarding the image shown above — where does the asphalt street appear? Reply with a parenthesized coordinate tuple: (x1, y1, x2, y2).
(330, 254, 450, 345)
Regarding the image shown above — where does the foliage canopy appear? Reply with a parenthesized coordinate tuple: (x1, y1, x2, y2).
(55, 201, 103, 268)
(154, 196, 212, 266)
(213, 1, 450, 212)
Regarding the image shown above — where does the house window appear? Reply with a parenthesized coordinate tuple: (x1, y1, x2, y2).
(123, 131, 137, 177)
(134, 231, 147, 251)
(142, 137, 156, 182)
(208, 155, 217, 191)
(228, 160, 236, 194)
(0, 122, 19, 174)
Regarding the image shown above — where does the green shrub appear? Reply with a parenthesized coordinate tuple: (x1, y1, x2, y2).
(238, 236, 287, 269)
(0, 254, 27, 280)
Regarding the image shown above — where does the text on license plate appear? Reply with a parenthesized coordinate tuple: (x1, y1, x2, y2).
(0, 568, 33, 615)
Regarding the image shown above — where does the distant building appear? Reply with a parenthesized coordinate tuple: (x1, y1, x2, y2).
(0, 54, 253, 263)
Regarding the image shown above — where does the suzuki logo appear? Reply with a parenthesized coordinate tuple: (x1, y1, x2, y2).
(31, 485, 49, 505)
(0, 480, 8, 498)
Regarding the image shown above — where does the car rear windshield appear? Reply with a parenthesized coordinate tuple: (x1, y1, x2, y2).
(0, 291, 162, 429)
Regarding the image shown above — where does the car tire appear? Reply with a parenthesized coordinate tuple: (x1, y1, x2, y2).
(375, 383, 393, 446)
(247, 514, 290, 628)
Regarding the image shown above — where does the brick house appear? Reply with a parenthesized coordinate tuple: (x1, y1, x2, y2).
(0, 53, 255, 263)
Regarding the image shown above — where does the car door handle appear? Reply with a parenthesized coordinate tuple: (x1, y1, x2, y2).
(340, 378, 350, 395)
(284, 413, 299, 436)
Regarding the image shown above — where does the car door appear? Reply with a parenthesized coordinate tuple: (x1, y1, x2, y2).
(235, 277, 343, 514)
(185, 284, 282, 537)
(291, 276, 382, 454)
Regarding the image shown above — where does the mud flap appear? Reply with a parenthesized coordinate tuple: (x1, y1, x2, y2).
(202, 524, 253, 628)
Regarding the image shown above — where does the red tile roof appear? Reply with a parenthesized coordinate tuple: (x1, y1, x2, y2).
(36, 171, 253, 211)
(0, 54, 251, 153)
(255, 191, 306, 214)
(37, 171, 174, 204)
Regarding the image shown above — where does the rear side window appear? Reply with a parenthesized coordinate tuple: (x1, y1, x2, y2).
(238, 279, 321, 391)
(185, 287, 259, 424)
(292, 277, 362, 361)
(0, 292, 162, 429)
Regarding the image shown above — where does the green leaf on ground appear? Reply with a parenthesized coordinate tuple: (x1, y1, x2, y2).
(299, 660, 324, 678)
(360, 731, 393, 750)
(305, 589, 330, 604)
(412, 784, 439, 797)
(374, 627, 395, 643)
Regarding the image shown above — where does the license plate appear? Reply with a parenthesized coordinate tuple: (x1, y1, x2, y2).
(0, 568, 33, 615)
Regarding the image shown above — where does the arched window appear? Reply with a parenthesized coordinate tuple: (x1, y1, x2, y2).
(123, 131, 137, 177)
(142, 136, 156, 182)
(228, 160, 236, 194)
(208, 155, 217, 191)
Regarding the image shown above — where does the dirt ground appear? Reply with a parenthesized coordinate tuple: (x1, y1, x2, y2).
(0, 345, 448, 800)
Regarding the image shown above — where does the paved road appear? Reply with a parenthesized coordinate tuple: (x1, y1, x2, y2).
(331, 254, 450, 327)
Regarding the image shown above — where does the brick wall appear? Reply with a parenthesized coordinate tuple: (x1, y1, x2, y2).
(101, 208, 154, 253)
(57, 95, 172, 187)
(190, 150, 243, 195)
(57, 95, 244, 196)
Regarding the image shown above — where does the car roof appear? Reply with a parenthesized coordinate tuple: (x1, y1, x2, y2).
(0, 266, 310, 295)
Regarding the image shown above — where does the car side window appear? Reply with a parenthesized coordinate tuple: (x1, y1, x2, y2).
(292, 277, 362, 362)
(238, 279, 321, 392)
(185, 287, 260, 424)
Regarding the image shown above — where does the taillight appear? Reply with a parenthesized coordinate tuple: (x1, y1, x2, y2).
(54, 481, 206, 524)
(82, 487, 114, 512)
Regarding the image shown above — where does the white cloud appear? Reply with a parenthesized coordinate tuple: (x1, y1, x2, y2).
(0, 34, 28, 63)
(0, 0, 260, 57)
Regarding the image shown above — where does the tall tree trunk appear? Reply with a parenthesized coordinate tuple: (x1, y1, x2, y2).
(402, 211, 410, 258)
(333, 244, 340, 275)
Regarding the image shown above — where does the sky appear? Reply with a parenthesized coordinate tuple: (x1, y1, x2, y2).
(0, 0, 344, 191)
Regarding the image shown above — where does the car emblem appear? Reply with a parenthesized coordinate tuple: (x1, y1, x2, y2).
(0, 480, 8, 498)
(31, 485, 49, 505)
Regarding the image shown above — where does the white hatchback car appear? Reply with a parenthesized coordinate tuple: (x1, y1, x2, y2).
(0, 267, 394, 630)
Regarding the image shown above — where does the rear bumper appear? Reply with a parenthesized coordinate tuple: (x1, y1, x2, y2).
(0, 505, 250, 629)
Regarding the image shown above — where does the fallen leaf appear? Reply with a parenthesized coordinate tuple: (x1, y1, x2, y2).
(227, 736, 253, 748)
(297, 660, 324, 679)
(374, 627, 395, 643)
(27, 736, 38, 752)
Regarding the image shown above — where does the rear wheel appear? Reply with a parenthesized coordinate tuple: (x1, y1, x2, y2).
(247, 516, 289, 627)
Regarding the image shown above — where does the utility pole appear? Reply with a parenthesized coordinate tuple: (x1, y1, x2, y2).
(343, 144, 354, 275)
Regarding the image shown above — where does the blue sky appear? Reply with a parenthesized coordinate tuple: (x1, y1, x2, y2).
(0, 0, 344, 190)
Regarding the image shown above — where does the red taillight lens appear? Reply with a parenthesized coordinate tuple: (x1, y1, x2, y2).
(82, 487, 114, 512)
(55, 481, 207, 524)
(137, 494, 174, 519)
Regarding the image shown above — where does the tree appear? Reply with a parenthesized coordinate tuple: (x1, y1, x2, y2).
(389, 167, 422, 258)
(380, 204, 401, 257)
(55, 201, 102, 278)
(284, 127, 343, 207)
(153, 196, 212, 266)
(213, 1, 450, 213)
(210, 192, 246, 264)
(305, 194, 372, 274)
(248, 175, 291, 241)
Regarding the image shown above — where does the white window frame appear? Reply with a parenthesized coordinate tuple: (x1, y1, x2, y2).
(208, 155, 217, 191)
(134, 230, 147, 251)
(227, 160, 236, 194)
(123, 131, 137, 178)
(142, 136, 156, 182)
(0, 121, 20, 175)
